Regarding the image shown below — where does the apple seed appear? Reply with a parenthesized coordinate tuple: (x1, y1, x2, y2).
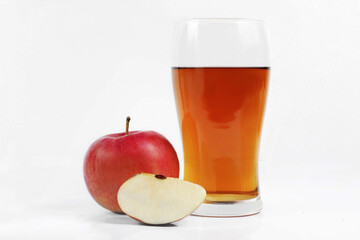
(155, 174, 167, 180)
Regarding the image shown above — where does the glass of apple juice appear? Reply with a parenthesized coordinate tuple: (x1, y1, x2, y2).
(171, 18, 270, 217)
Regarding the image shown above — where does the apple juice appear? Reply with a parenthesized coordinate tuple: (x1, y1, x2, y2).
(172, 67, 269, 202)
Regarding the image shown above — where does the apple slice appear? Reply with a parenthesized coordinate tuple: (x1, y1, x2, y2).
(117, 173, 206, 225)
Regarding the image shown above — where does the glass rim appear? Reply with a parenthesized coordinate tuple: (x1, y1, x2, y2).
(176, 18, 264, 24)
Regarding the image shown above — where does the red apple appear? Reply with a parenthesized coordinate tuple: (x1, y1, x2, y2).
(83, 117, 179, 213)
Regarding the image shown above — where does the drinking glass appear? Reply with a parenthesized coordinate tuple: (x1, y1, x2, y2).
(172, 18, 270, 217)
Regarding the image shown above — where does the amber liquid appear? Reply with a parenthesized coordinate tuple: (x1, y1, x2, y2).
(172, 67, 269, 202)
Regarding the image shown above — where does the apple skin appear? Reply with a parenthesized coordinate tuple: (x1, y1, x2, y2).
(84, 130, 180, 213)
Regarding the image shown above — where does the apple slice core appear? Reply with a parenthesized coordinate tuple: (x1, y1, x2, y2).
(117, 173, 206, 225)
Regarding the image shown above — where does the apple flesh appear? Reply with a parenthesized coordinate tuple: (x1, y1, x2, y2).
(84, 117, 179, 213)
(117, 173, 206, 225)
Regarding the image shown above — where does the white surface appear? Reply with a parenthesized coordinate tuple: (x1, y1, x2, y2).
(1, 0, 360, 239)
(1, 161, 359, 239)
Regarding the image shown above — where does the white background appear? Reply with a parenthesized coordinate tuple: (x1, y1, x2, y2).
(1, 0, 360, 239)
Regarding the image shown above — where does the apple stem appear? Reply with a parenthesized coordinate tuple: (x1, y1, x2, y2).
(126, 116, 131, 135)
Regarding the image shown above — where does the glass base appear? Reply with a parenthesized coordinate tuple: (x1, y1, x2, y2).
(192, 196, 263, 217)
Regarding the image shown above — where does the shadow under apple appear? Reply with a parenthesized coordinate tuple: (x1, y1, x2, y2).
(85, 211, 177, 227)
